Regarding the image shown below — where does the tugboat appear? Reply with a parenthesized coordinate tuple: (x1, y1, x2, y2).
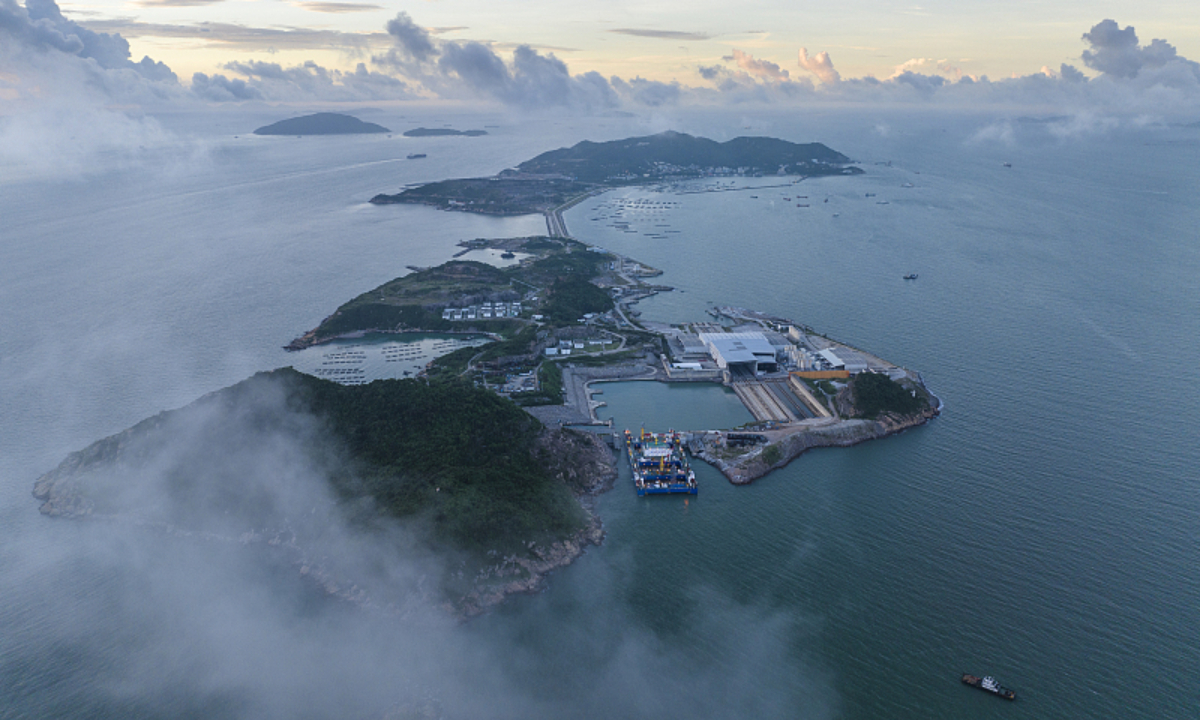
(961, 673, 1016, 701)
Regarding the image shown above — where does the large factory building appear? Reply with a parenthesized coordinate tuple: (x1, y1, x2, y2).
(697, 332, 780, 375)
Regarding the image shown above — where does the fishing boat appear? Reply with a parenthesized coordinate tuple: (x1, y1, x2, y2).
(961, 673, 1016, 701)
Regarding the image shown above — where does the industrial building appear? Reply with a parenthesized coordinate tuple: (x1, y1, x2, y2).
(697, 332, 780, 375)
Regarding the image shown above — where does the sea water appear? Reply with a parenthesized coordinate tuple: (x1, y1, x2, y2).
(1, 109, 1197, 719)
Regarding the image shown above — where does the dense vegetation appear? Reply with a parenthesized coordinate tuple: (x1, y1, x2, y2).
(851, 372, 927, 419)
(38, 368, 594, 558)
(300, 242, 616, 346)
(518, 131, 858, 182)
(542, 277, 614, 322)
(318, 303, 453, 336)
(283, 370, 586, 549)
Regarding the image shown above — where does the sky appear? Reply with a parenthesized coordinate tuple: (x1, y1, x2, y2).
(48, 0, 1200, 83)
(3, 0, 1200, 132)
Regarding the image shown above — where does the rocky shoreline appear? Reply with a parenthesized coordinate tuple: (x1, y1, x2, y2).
(453, 428, 617, 616)
(694, 404, 940, 484)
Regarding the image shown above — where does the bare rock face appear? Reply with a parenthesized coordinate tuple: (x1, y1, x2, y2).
(530, 427, 618, 496)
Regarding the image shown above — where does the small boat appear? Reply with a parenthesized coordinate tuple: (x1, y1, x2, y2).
(500, 251, 515, 259)
(961, 673, 1016, 701)
(1002, 162, 1012, 167)
(407, 153, 427, 159)
(903, 273, 918, 280)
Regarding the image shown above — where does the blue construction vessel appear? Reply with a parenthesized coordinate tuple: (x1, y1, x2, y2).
(624, 429, 698, 496)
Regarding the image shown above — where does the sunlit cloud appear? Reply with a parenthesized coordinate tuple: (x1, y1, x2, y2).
(727, 48, 789, 81)
(798, 47, 840, 84)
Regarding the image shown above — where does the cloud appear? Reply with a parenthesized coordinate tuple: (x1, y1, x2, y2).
(608, 28, 712, 41)
(728, 48, 789, 81)
(797, 47, 840, 84)
(80, 19, 384, 54)
(6, 0, 177, 81)
(888, 57, 937, 79)
(1080, 19, 1200, 81)
(134, 0, 226, 7)
(4, 369, 840, 720)
(610, 76, 683, 106)
(294, 1, 382, 12)
(1060, 63, 1086, 83)
(374, 12, 619, 110)
(383, 10, 436, 62)
(190, 70, 262, 101)
(206, 59, 412, 102)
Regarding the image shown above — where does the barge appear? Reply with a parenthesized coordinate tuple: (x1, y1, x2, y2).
(961, 673, 1016, 701)
(624, 429, 698, 496)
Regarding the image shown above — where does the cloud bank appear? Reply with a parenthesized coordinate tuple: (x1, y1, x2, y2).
(4, 1, 1200, 146)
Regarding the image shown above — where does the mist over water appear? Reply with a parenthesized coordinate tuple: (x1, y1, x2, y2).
(2, 107, 1198, 718)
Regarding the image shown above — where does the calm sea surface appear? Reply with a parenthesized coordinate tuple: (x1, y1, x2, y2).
(1, 109, 1197, 719)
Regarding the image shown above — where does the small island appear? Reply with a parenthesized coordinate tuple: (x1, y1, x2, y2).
(403, 128, 488, 137)
(371, 131, 862, 214)
(253, 113, 390, 136)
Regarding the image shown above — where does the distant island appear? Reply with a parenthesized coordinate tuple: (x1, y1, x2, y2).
(371, 131, 861, 214)
(253, 113, 390, 136)
(403, 128, 488, 137)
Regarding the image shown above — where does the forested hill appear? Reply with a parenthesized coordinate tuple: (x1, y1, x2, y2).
(253, 113, 390, 135)
(32, 369, 610, 552)
(515, 131, 858, 182)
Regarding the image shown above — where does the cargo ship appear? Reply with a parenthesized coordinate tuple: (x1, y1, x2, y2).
(961, 673, 1016, 701)
(624, 429, 698, 495)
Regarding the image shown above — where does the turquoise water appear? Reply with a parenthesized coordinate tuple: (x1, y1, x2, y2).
(2, 110, 1198, 719)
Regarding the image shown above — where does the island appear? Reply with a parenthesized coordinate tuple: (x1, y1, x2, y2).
(370, 131, 862, 214)
(34, 130, 935, 618)
(253, 113, 390, 136)
(402, 128, 488, 137)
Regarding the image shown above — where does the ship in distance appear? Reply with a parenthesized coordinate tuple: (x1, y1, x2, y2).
(961, 673, 1017, 701)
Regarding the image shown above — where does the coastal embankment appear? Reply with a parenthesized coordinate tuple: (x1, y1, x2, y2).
(692, 404, 940, 484)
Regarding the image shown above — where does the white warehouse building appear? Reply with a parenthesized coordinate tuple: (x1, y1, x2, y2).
(697, 332, 780, 374)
